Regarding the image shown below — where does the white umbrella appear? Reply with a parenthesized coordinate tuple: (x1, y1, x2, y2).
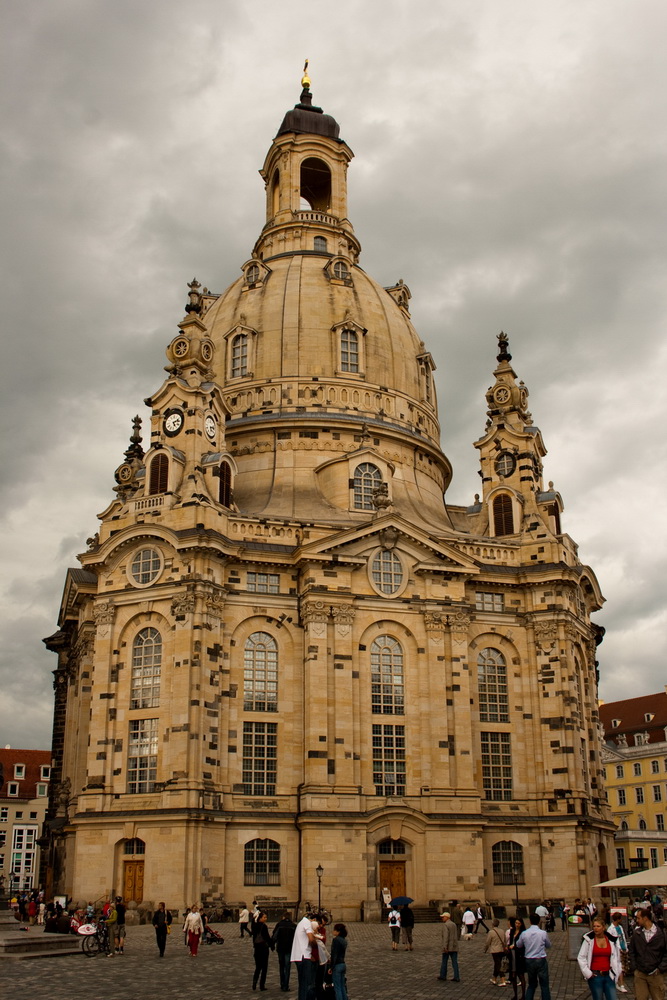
(593, 862, 667, 888)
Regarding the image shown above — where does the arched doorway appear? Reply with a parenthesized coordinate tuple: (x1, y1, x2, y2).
(377, 838, 410, 901)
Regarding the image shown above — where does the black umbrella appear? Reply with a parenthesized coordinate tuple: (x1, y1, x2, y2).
(390, 896, 414, 906)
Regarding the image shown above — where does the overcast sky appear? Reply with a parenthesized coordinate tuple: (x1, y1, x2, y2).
(2, 0, 666, 751)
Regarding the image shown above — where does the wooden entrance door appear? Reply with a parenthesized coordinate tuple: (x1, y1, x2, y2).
(379, 861, 406, 901)
(123, 861, 144, 904)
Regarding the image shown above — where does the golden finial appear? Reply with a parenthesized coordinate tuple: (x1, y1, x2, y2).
(301, 59, 311, 90)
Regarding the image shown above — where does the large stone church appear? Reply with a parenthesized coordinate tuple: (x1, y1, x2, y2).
(44, 74, 614, 917)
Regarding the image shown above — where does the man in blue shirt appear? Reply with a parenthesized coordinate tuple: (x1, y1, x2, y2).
(516, 913, 552, 1000)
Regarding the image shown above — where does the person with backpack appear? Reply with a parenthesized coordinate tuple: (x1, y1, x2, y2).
(388, 906, 401, 950)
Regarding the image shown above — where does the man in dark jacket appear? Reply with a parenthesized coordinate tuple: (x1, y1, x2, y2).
(401, 904, 415, 950)
(272, 911, 297, 992)
(628, 908, 667, 1000)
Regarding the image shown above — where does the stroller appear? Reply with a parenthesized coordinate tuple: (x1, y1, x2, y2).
(203, 924, 225, 945)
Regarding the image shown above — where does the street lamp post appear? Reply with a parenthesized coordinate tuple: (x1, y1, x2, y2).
(513, 867, 520, 913)
(316, 864, 324, 914)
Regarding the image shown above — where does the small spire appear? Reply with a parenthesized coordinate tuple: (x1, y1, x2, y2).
(185, 277, 202, 315)
(124, 415, 144, 462)
(497, 331, 512, 362)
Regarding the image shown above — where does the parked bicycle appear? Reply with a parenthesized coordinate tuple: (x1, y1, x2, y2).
(78, 917, 111, 956)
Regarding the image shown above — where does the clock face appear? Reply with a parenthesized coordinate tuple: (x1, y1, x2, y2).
(164, 409, 184, 436)
(494, 385, 510, 404)
(495, 451, 516, 477)
(204, 415, 216, 439)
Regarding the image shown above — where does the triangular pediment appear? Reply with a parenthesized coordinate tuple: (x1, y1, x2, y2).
(299, 513, 480, 576)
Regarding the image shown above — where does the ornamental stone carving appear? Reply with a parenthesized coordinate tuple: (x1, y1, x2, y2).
(93, 601, 116, 637)
(172, 594, 196, 617)
(331, 603, 355, 636)
(205, 592, 226, 622)
(533, 621, 557, 652)
(447, 611, 471, 633)
(301, 600, 330, 626)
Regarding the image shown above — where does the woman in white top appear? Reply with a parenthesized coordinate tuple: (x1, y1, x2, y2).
(388, 908, 401, 950)
(462, 907, 476, 940)
(183, 904, 204, 957)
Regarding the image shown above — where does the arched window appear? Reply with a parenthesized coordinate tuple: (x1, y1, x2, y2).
(493, 493, 514, 535)
(244, 838, 280, 885)
(340, 329, 359, 372)
(371, 635, 404, 715)
(377, 838, 407, 856)
(492, 841, 524, 884)
(271, 168, 280, 216)
(244, 632, 278, 712)
(314, 236, 328, 252)
(371, 551, 403, 595)
(123, 838, 146, 855)
(639, 819, 647, 830)
(300, 158, 331, 212)
(478, 648, 508, 723)
(219, 461, 233, 506)
(620, 821, 629, 830)
(353, 463, 382, 509)
(131, 627, 162, 709)
(149, 453, 168, 495)
(231, 333, 248, 378)
(333, 260, 349, 280)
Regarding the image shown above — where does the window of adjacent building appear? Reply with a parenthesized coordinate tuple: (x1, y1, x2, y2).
(620, 821, 629, 830)
(36, 784, 47, 797)
(247, 573, 280, 594)
(0, 808, 7, 822)
(124, 838, 146, 855)
(635, 732, 648, 746)
(313, 236, 328, 252)
(481, 732, 513, 801)
(353, 463, 382, 510)
(242, 722, 277, 795)
(371, 550, 403, 596)
(131, 628, 162, 709)
(372, 723, 406, 796)
(615, 764, 624, 779)
(127, 718, 158, 794)
(657, 814, 665, 832)
(130, 547, 162, 586)
(618, 788, 626, 806)
(7, 783, 18, 797)
(0, 855, 3, 869)
(653, 785, 662, 802)
(664, 848, 667, 862)
(231, 333, 248, 378)
(333, 261, 349, 281)
(492, 493, 514, 536)
(11, 826, 37, 886)
(340, 328, 359, 372)
(633, 762, 642, 776)
(636, 787, 644, 804)
(0, 833, 5, 848)
(244, 838, 280, 885)
(40, 766, 50, 780)
(616, 847, 626, 871)
(244, 632, 278, 713)
(219, 461, 233, 507)
(636, 847, 645, 859)
(149, 453, 169, 495)
(491, 841, 524, 885)
(478, 648, 509, 723)
(601, 767, 607, 781)
(650, 848, 658, 867)
(475, 592, 504, 613)
(651, 760, 660, 773)
(639, 819, 647, 830)
(14, 765, 25, 780)
(371, 635, 404, 715)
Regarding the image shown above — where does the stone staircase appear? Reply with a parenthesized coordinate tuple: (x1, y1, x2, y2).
(0, 905, 81, 961)
(410, 905, 441, 923)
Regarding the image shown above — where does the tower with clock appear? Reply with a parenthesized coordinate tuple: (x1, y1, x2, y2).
(43, 73, 613, 916)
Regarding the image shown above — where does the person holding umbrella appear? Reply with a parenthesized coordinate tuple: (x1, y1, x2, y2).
(391, 896, 415, 951)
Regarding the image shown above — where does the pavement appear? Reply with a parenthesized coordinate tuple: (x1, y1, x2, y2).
(0, 920, 629, 1000)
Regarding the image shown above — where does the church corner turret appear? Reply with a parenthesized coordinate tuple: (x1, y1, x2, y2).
(43, 77, 613, 915)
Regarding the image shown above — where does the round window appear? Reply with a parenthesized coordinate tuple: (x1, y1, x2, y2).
(370, 549, 404, 596)
(494, 451, 516, 478)
(129, 547, 163, 587)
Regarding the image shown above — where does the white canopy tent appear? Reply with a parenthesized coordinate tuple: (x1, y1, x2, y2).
(594, 862, 667, 889)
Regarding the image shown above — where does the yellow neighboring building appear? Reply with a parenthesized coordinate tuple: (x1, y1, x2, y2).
(43, 77, 614, 916)
(599, 690, 667, 878)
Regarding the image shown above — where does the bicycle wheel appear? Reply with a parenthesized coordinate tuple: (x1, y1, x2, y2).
(82, 934, 100, 956)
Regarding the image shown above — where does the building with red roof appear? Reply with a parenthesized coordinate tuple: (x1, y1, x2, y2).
(0, 747, 51, 891)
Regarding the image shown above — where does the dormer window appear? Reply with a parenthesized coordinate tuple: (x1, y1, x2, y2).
(611, 719, 621, 728)
(14, 765, 25, 780)
(246, 264, 260, 285)
(340, 329, 359, 373)
(231, 332, 248, 378)
(353, 463, 382, 510)
(645, 713, 655, 723)
(333, 260, 349, 280)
